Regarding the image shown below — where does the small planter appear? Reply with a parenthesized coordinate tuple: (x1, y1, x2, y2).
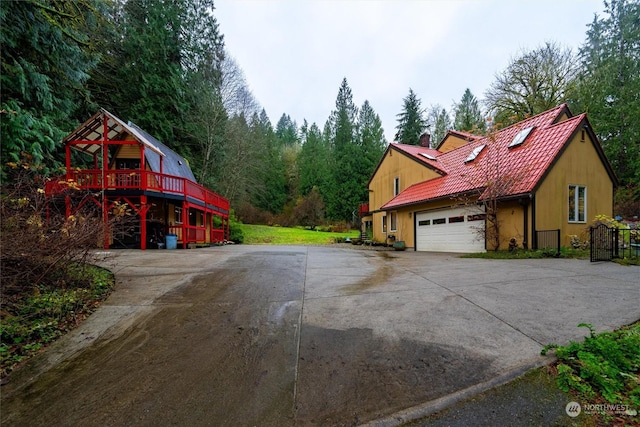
(393, 241, 406, 251)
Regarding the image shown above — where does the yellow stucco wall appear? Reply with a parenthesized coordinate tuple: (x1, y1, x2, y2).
(437, 134, 471, 153)
(368, 148, 441, 212)
(535, 127, 614, 246)
(495, 201, 527, 250)
(368, 147, 441, 246)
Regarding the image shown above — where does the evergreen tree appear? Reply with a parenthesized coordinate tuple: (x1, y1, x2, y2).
(357, 100, 386, 199)
(427, 105, 452, 147)
(219, 113, 255, 208)
(281, 144, 301, 206)
(327, 78, 360, 222)
(453, 89, 486, 132)
(298, 123, 330, 197)
(394, 88, 427, 145)
(182, 0, 226, 185)
(0, 0, 102, 171)
(249, 111, 286, 213)
(275, 114, 299, 146)
(98, 0, 226, 162)
(111, 0, 190, 150)
(574, 0, 640, 186)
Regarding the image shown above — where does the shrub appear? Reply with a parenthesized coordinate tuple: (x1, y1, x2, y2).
(1, 157, 121, 377)
(228, 209, 244, 243)
(542, 323, 640, 407)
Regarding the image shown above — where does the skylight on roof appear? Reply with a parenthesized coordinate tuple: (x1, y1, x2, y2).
(508, 126, 534, 148)
(420, 152, 437, 161)
(465, 144, 485, 163)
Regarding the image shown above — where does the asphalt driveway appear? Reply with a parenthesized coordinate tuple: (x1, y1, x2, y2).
(2, 245, 638, 426)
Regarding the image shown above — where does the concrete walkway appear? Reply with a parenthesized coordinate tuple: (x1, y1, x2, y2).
(1, 246, 638, 426)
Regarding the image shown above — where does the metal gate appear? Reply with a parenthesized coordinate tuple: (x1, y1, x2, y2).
(590, 224, 618, 262)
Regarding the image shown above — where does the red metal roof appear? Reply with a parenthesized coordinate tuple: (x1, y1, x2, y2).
(382, 105, 586, 210)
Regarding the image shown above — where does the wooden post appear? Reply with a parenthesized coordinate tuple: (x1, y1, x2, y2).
(102, 114, 110, 249)
(140, 195, 147, 250)
(65, 144, 71, 179)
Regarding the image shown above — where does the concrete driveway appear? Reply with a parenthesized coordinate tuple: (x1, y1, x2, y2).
(2, 245, 638, 426)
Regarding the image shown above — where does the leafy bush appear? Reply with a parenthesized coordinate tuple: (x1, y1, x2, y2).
(542, 323, 640, 407)
(0, 264, 114, 377)
(228, 209, 244, 243)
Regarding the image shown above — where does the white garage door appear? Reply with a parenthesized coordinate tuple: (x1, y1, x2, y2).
(415, 207, 486, 253)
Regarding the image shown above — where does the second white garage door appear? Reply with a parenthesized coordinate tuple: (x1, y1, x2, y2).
(415, 207, 486, 253)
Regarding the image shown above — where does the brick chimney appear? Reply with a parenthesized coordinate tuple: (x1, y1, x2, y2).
(419, 133, 431, 147)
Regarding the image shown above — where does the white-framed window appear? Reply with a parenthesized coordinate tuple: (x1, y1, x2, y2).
(175, 206, 183, 224)
(394, 177, 400, 196)
(390, 212, 397, 232)
(382, 215, 387, 233)
(568, 185, 586, 223)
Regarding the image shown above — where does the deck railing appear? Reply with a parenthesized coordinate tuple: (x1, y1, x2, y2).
(46, 169, 229, 213)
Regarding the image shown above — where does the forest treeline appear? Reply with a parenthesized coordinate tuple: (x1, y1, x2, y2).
(1, 0, 638, 223)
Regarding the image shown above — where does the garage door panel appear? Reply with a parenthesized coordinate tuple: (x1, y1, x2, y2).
(416, 208, 485, 253)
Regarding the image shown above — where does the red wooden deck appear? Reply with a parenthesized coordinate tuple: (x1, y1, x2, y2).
(46, 169, 230, 249)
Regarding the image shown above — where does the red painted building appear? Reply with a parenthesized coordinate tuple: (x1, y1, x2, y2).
(46, 109, 229, 249)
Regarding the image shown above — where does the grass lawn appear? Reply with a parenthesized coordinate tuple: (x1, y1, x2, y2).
(239, 224, 359, 245)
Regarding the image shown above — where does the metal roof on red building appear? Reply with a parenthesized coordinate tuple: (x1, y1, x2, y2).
(381, 105, 592, 210)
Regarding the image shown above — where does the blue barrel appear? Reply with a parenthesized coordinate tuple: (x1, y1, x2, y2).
(165, 234, 178, 250)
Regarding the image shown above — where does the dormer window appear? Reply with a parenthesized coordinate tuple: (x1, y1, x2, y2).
(508, 126, 534, 148)
(465, 144, 486, 163)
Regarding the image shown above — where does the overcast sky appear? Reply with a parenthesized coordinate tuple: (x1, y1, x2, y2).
(215, 0, 605, 142)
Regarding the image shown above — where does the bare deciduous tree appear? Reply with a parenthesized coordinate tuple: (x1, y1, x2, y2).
(457, 123, 529, 250)
(485, 42, 578, 127)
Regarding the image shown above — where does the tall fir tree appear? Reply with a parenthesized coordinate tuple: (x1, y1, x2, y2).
(249, 110, 286, 213)
(574, 0, 640, 186)
(182, 0, 226, 185)
(113, 0, 190, 151)
(327, 78, 360, 222)
(453, 89, 486, 132)
(275, 114, 299, 146)
(219, 113, 255, 208)
(298, 123, 330, 197)
(394, 88, 427, 145)
(357, 100, 386, 199)
(427, 106, 452, 147)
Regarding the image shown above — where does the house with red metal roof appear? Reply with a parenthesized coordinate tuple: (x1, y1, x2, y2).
(360, 104, 617, 252)
(46, 109, 230, 250)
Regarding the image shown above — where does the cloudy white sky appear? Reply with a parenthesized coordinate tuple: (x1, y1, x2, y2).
(215, 0, 605, 142)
